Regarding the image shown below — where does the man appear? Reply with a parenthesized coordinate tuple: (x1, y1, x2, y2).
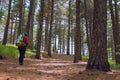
(18, 32, 29, 65)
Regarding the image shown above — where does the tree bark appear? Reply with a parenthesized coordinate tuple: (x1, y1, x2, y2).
(67, 0, 71, 55)
(18, 0, 23, 36)
(114, 0, 120, 64)
(74, 0, 82, 63)
(26, 0, 35, 36)
(26, 0, 36, 50)
(48, 0, 54, 57)
(86, 0, 111, 72)
(13, 16, 18, 44)
(2, 0, 12, 45)
(109, 0, 120, 64)
(35, 0, 44, 59)
(45, 0, 50, 52)
(10, 19, 13, 43)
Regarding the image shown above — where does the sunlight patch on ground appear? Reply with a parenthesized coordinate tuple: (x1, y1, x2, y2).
(111, 70, 120, 74)
(25, 58, 42, 62)
(49, 60, 71, 63)
(106, 72, 114, 74)
(74, 62, 87, 65)
(0, 77, 9, 80)
(0, 74, 10, 80)
(14, 67, 36, 71)
(32, 63, 72, 66)
(38, 70, 64, 74)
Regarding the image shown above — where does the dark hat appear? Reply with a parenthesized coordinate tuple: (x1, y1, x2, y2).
(24, 32, 28, 36)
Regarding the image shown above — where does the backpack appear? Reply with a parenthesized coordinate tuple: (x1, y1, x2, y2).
(15, 34, 26, 47)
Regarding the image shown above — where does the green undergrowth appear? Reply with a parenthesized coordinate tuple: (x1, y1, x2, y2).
(0, 43, 34, 58)
(83, 56, 120, 69)
(83, 56, 89, 61)
(108, 59, 120, 69)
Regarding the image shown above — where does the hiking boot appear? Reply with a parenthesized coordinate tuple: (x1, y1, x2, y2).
(19, 62, 23, 65)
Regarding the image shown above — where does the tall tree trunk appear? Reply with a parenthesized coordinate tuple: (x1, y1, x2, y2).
(10, 19, 13, 43)
(81, 21, 85, 56)
(114, 0, 120, 64)
(22, 0, 25, 30)
(58, 21, 62, 54)
(62, 27, 65, 54)
(55, 20, 58, 53)
(2, 0, 12, 45)
(114, 0, 119, 36)
(35, 0, 44, 59)
(53, 20, 58, 53)
(13, 17, 18, 44)
(71, 38, 74, 55)
(84, 0, 94, 59)
(74, 0, 82, 63)
(26, 0, 35, 36)
(18, 0, 23, 36)
(86, 0, 110, 72)
(48, 0, 54, 57)
(111, 34, 115, 60)
(71, 20, 74, 55)
(109, 0, 120, 63)
(26, 0, 36, 50)
(84, 0, 90, 55)
(45, 0, 50, 52)
(67, 0, 71, 55)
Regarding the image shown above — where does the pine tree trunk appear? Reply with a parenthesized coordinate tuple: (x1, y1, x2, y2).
(26, 0, 35, 36)
(58, 21, 62, 54)
(62, 27, 65, 54)
(10, 19, 13, 43)
(18, 0, 23, 36)
(67, 0, 71, 55)
(114, 0, 120, 64)
(48, 0, 54, 57)
(55, 20, 58, 53)
(74, 0, 82, 63)
(12, 17, 18, 44)
(2, 0, 12, 45)
(27, 0, 36, 50)
(109, 0, 120, 64)
(35, 0, 44, 59)
(86, 0, 111, 72)
(45, 0, 50, 52)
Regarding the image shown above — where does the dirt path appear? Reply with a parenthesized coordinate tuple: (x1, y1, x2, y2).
(0, 54, 86, 80)
(0, 54, 120, 80)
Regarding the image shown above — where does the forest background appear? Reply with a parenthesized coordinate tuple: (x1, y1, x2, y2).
(0, 0, 120, 72)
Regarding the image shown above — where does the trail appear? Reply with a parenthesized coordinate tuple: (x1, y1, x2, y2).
(0, 54, 86, 80)
(0, 54, 120, 80)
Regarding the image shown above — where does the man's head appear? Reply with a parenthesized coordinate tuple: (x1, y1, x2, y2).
(24, 32, 28, 36)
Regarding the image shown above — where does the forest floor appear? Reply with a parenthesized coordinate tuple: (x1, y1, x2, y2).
(0, 54, 120, 80)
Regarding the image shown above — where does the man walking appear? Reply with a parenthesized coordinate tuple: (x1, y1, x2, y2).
(18, 32, 29, 65)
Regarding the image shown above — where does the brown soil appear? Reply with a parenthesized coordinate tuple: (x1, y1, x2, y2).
(0, 54, 120, 80)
